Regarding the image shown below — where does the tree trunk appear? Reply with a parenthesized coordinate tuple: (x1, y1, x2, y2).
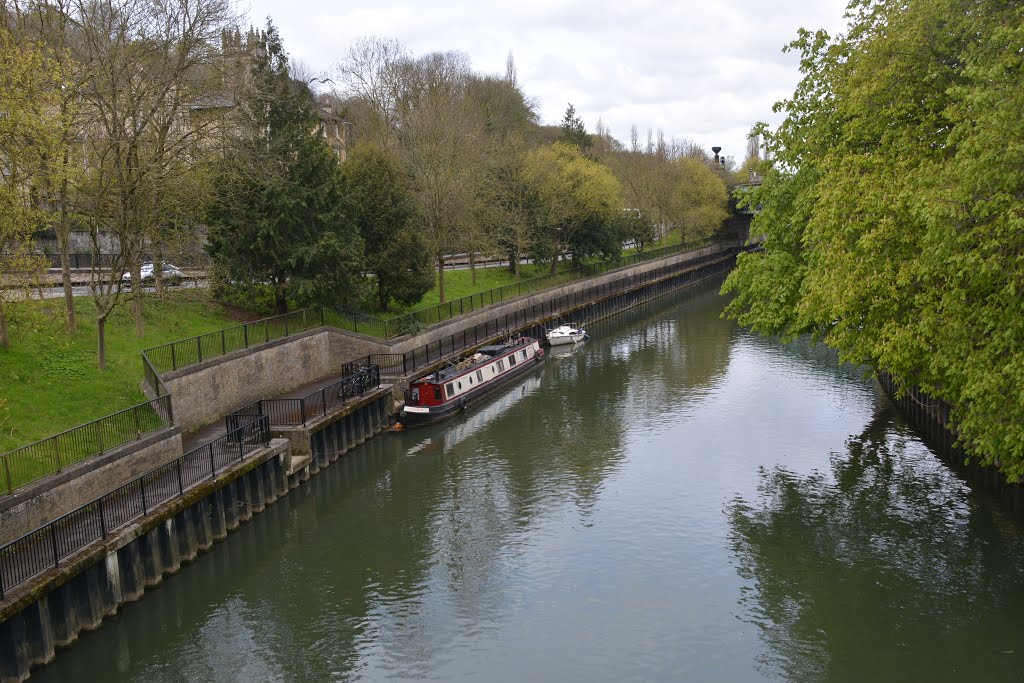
(59, 230, 76, 331)
(153, 246, 164, 297)
(376, 271, 389, 311)
(514, 247, 521, 281)
(97, 315, 107, 369)
(274, 280, 288, 314)
(469, 252, 476, 285)
(0, 308, 8, 349)
(132, 261, 144, 338)
(437, 254, 446, 304)
(550, 251, 559, 274)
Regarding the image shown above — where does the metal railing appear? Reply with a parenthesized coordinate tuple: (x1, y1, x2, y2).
(0, 395, 173, 495)
(143, 308, 327, 377)
(347, 246, 741, 381)
(0, 416, 270, 601)
(230, 365, 381, 428)
(367, 239, 714, 339)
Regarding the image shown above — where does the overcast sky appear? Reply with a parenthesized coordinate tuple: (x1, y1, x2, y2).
(242, 0, 851, 161)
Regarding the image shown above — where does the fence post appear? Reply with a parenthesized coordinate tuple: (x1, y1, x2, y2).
(284, 315, 289, 337)
(140, 478, 147, 515)
(209, 443, 216, 477)
(167, 395, 175, 426)
(300, 400, 306, 426)
(50, 526, 60, 567)
(321, 388, 327, 416)
(265, 319, 269, 342)
(2, 455, 12, 494)
(221, 330, 226, 355)
(98, 497, 107, 537)
(196, 336, 203, 363)
(243, 324, 249, 348)
(171, 344, 177, 370)
(176, 459, 184, 495)
(95, 421, 105, 455)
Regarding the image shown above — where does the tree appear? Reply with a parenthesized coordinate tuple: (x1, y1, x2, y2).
(68, 0, 235, 366)
(524, 142, 623, 273)
(398, 50, 486, 303)
(207, 22, 363, 314)
(559, 103, 591, 156)
(721, 1, 1024, 480)
(340, 142, 431, 310)
(0, 30, 58, 348)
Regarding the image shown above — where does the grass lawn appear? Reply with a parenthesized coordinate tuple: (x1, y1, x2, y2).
(0, 289, 249, 454)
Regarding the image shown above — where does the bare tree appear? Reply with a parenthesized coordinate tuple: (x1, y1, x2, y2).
(335, 36, 409, 147)
(71, 0, 233, 366)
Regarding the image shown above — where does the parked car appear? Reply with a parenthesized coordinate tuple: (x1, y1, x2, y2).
(121, 262, 185, 287)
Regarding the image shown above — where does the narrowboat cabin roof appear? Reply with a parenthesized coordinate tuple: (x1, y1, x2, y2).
(416, 339, 534, 385)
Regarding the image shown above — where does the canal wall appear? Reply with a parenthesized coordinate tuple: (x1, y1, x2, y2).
(0, 428, 183, 547)
(876, 372, 1024, 512)
(0, 392, 394, 682)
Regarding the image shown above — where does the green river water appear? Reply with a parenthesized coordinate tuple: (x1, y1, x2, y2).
(36, 278, 1024, 682)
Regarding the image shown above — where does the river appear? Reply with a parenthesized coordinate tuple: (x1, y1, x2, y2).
(36, 278, 1024, 682)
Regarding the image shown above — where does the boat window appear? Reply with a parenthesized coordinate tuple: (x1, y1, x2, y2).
(411, 387, 420, 404)
(445, 383, 454, 397)
(497, 359, 505, 372)
(458, 381, 462, 390)
(508, 354, 517, 366)
(434, 386, 442, 400)
(521, 350, 528, 360)
(476, 370, 484, 382)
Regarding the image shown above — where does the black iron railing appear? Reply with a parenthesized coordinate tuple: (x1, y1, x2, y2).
(347, 247, 741, 381)
(229, 364, 381, 428)
(0, 416, 270, 601)
(0, 395, 174, 495)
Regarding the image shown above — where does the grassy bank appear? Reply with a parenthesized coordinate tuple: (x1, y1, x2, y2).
(0, 290, 248, 453)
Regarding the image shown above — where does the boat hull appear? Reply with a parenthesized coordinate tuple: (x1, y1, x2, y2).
(546, 333, 585, 345)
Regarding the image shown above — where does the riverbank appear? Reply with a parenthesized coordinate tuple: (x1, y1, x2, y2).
(0, 292, 248, 453)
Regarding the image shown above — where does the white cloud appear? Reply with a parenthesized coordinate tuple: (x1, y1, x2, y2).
(243, 0, 850, 158)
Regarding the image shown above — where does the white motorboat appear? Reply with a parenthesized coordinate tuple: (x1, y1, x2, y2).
(546, 324, 587, 346)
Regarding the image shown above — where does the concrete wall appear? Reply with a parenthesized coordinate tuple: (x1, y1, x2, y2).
(326, 330, 390, 373)
(0, 429, 183, 546)
(164, 331, 333, 432)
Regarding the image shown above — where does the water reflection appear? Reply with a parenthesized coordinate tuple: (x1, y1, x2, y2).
(728, 399, 1024, 681)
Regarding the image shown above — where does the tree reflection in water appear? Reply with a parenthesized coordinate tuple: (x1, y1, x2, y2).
(728, 402, 1024, 681)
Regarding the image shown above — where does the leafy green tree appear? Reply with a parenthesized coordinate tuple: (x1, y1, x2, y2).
(722, 0, 1024, 480)
(0, 30, 57, 348)
(525, 142, 623, 273)
(340, 142, 431, 310)
(208, 22, 363, 314)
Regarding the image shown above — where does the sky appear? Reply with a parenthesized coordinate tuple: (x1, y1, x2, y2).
(242, 0, 851, 161)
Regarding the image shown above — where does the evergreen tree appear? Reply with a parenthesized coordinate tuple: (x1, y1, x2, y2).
(559, 103, 592, 156)
(207, 22, 363, 314)
(340, 142, 431, 310)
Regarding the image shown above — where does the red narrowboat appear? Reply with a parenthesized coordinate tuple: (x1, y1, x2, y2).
(400, 336, 545, 426)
